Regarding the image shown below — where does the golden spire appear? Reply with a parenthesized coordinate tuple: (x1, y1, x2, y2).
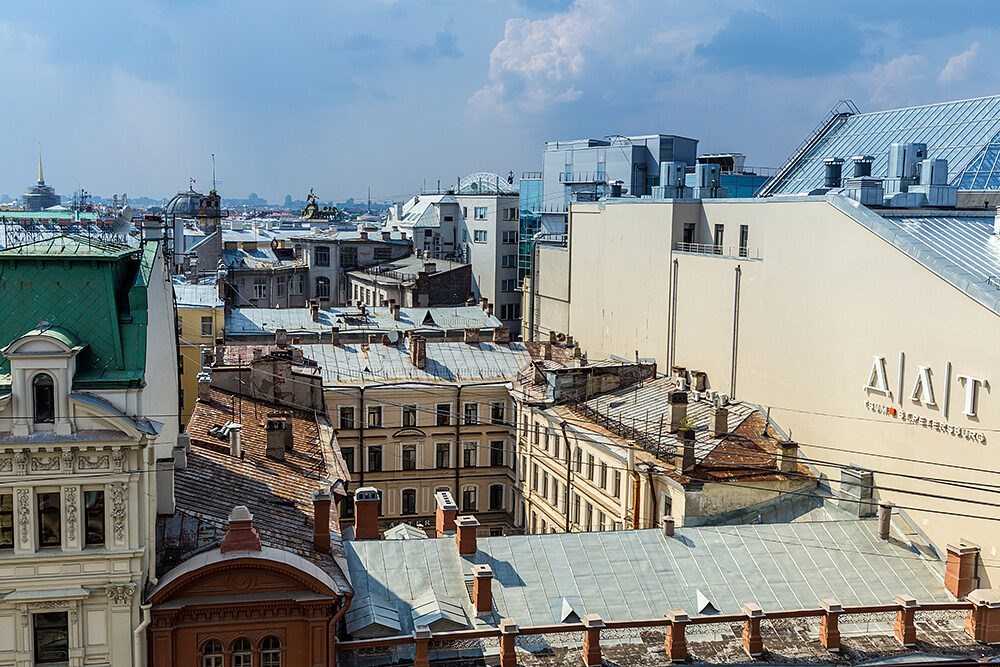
(37, 144, 44, 184)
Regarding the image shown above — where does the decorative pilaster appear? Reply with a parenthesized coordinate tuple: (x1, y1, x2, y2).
(64, 486, 81, 549)
(14, 487, 32, 553)
(109, 482, 127, 547)
(111, 449, 125, 474)
(105, 583, 136, 606)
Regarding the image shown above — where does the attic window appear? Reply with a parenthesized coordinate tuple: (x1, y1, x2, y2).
(32, 374, 55, 424)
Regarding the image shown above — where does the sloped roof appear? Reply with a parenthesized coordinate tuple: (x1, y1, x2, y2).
(384, 523, 429, 540)
(226, 305, 501, 338)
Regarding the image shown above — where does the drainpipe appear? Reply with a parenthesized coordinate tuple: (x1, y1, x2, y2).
(133, 603, 151, 667)
(357, 387, 365, 488)
(560, 420, 572, 532)
(328, 591, 354, 667)
(454, 385, 463, 500)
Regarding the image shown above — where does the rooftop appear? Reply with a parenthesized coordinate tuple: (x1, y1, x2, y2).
(349, 255, 469, 286)
(173, 280, 223, 309)
(225, 305, 502, 338)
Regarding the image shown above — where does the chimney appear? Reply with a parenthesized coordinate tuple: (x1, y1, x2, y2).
(878, 501, 894, 540)
(228, 423, 243, 458)
(776, 440, 798, 473)
(214, 336, 224, 364)
(456, 515, 480, 555)
(669, 391, 689, 431)
(675, 429, 695, 473)
(662, 516, 675, 537)
(391, 303, 401, 321)
(217, 269, 227, 301)
(711, 406, 729, 438)
(354, 487, 381, 540)
(319, 296, 331, 310)
(472, 564, 494, 617)
(265, 414, 292, 460)
(173, 434, 190, 470)
(487, 303, 494, 317)
(944, 541, 981, 598)
(155, 457, 176, 516)
(220, 506, 262, 553)
(312, 487, 332, 554)
(309, 299, 320, 322)
(200, 346, 214, 368)
(330, 327, 340, 345)
(360, 231, 368, 241)
(410, 335, 427, 369)
(435, 490, 458, 537)
(197, 370, 212, 401)
(275, 328, 288, 346)
(492, 327, 510, 344)
(549, 330, 558, 344)
(252, 347, 263, 360)
(541, 343, 552, 360)
(382, 231, 391, 241)
(479, 297, 489, 311)
(423, 262, 437, 274)
(851, 155, 874, 178)
(464, 328, 480, 344)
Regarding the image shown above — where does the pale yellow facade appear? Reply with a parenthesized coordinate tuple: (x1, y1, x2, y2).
(532, 195, 1000, 586)
(176, 293, 224, 425)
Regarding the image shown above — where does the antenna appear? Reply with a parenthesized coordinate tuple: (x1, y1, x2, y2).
(212, 153, 217, 192)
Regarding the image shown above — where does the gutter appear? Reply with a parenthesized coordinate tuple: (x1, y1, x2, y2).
(133, 603, 151, 667)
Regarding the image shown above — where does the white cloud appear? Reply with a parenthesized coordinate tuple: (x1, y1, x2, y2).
(868, 54, 927, 107)
(939, 41, 980, 84)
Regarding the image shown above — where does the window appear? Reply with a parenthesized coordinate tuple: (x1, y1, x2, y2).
(261, 636, 282, 667)
(462, 486, 477, 511)
(340, 494, 355, 519)
(0, 494, 11, 549)
(368, 446, 383, 472)
(315, 277, 331, 298)
(599, 461, 608, 489)
(490, 441, 504, 467)
(501, 230, 518, 244)
(84, 490, 105, 547)
(401, 489, 417, 515)
(402, 405, 418, 427)
(32, 374, 55, 424)
(474, 230, 488, 243)
(373, 246, 391, 261)
(532, 423, 539, 445)
(490, 401, 505, 425)
(499, 303, 521, 320)
(502, 207, 518, 221)
(443, 215, 454, 222)
(401, 444, 417, 471)
(315, 245, 331, 267)
(462, 207, 468, 218)
(572, 494, 581, 523)
(584, 501, 593, 531)
(613, 470, 622, 498)
(489, 484, 504, 510)
(501, 279, 516, 292)
(463, 442, 477, 467)
(682, 223, 696, 244)
(200, 316, 213, 338)
(342, 447, 355, 473)
(714, 223, 724, 253)
(290, 274, 303, 295)
(276, 276, 286, 298)
(739, 224, 749, 258)
(436, 443, 451, 469)
(574, 447, 583, 473)
(542, 429, 549, 452)
(474, 206, 487, 220)
(553, 434, 560, 459)
(436, 403, 451, 426)
(339, 406, 356, 429)
(463, 403, 478, 425)
(253, 278, 268, 300)
(340, 246, 358, 268)
(367, 406, 382, 427)
(37, 492, 60, 547)
(501, 254, 516, 268)
(232, 638, 252, 667)
(34, 612, 69, 665)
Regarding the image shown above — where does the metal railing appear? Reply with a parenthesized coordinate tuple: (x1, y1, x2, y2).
(559, 171, 609, 184)
(672, 242, 760, 259)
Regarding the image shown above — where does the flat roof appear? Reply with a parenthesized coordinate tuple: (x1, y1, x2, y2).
(226, 305, 501, 337)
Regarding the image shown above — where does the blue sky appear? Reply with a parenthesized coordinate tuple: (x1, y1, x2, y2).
(1, 0, 998, 203)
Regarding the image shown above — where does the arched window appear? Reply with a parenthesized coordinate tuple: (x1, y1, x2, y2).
(201, 640, 223, 667)
(315, 277, 330, 298)
(232, 638, 252, 667)
(32, 374, 55, 424)
(261, 636, 282, 667)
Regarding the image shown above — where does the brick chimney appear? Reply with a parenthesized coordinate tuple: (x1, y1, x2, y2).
(197, 370, 212, 401)
(669, 391, 689, 431)
(711, 406, 728, 438)
(435, 490, 458, 537)
(492, 327, 510, 344)
(275, 328, 288, 346)
(548, 330, 558, 344)
(456, 515, 480, 555)
(473, 564, 494, 616)
(330, 327, 340, 345)
(220, 506, 262, 553)
(410, 335, 427, 369)
(319, 295, 331, 310)
(265, 413, 292, 460)
(945, 541, 981, 598)
(312, 487, 332, 554)
(228, 423, 242, 458)
(776, 440, 798, 473)
(308, 299, 320, 322)
(391, 303, 401, 321)
(464, 328, 480, 344)
(354, 487, 381, 540)
(675, 429, 695, 473)
(966, 589, 1000, 643)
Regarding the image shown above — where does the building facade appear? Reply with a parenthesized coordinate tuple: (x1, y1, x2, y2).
(173, 280, 225, 424)
(0, 231, 179, 666)
(347, 256, 472, 308)
(294, 230, 411, 307)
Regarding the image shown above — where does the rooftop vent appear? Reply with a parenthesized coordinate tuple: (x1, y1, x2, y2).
(823, 157, 844, 188)
(850, 155, 874, 178)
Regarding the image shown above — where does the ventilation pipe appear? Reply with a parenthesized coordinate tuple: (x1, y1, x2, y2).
(823, 158, 844, 188)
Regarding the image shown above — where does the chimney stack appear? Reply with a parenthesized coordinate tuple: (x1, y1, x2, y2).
(423, 262, 437, 274)
(464, 328, 481, 344)
(492, 326, 510, 344)
(479, 297, 489, 311)
(473, 564, 494, 617)
(410, 335, 427, 369)
(711, 406, 729, 438)
(456, 515, 480, 555)
(391, 303, 401, 321)
(312, 487, 332, 553)
(319, 296, 331, 310)
(435, 491, 458, 537)
(549, 330, 558, 344)
(220, 506, 262, 553)
(214, 336, 225, 364)
(228, 423, 243, 458)
(662, 516, 676, 537)
(330, 326, 340, 345)
(669, 391, 689, 431)
(265, 414, 292, 460)
(776, 441, 798, 473)
(382, 231, 391, 241)
(944, 541, 981, 598)
(354, 487, 381, 540)
(197, 370, 212, 401)
(309, 299, 320, 322)
(275, 328, 288, 346)
(675, 429, 695, 473)
(878, 501, 894, 540)
(541, 343, 552, 360)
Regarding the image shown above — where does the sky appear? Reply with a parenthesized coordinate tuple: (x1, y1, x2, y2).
(2, 0, 999, 203)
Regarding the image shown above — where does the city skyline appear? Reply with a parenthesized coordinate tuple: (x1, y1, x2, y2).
(1, 1, 998, 202)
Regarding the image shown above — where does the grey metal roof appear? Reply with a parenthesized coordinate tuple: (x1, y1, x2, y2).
(299, 340, 530, 386)
(344, 520, 952, 638)
(767, 95, 1000, 195)
(173, 282, 223, 308)
(384, 523, 429, 540)
(344, 596, 403, 637)
(225, 305, 502, 337)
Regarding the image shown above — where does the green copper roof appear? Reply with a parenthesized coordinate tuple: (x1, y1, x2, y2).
(14, 327, 84, 351)
(0, 235, 151, 388)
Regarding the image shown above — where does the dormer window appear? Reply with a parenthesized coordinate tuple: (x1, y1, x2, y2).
(32, 374, 55, 424)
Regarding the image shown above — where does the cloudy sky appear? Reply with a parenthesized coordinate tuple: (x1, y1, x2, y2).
(1, 0, 998, 203)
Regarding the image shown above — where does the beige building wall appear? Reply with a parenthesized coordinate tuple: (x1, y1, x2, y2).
(535, 195, 1000, 586)
(177, 302, 224, 425)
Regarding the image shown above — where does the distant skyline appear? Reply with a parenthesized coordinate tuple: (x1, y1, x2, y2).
(2, 1, 999, 203)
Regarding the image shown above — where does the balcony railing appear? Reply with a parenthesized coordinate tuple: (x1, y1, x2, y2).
(673, 242, 760, 259)
(559, 171, 609, 184)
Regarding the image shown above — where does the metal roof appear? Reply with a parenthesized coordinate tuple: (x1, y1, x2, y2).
(384, 523, 430, 540)
(299, 340, 530, 386)
(225, 305, 501, 337)
(173, 282, 223, 309)
(956, 128, 1000, 189)
(767, 95, 1000, 195)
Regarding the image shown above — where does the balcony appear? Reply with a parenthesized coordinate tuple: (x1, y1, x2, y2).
(673, 242, 760, 260)
(559, 171, 609, 184)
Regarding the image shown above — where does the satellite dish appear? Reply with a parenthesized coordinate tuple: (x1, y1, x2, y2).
(387, 331, 400, 343)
